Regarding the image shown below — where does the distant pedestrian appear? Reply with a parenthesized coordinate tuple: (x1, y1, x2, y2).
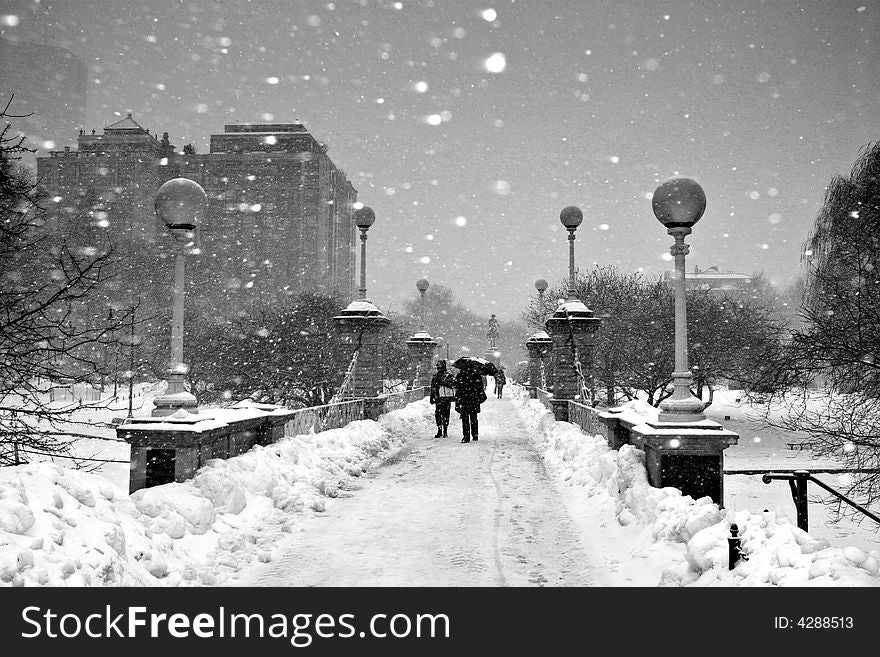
(453, 368, 487, 443)
(429, 359, 455, 438)
(494, 367, 506, 399)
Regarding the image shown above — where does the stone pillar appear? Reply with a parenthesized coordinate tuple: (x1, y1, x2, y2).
(118, 408, 296, 493)
(544, 299, 601, 421)
(525, 330, 552, 399)
(630, 420, 739, 506)
(406, 330, 437, 389)
(333, 299, 391, 420)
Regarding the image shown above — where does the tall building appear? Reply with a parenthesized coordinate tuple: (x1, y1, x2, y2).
(36, 114, 359, 313)
(0, 37, 87, 163)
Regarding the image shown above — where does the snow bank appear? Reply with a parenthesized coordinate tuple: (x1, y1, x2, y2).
(0, 400, 434, 587)
(508, 384, 880, 587)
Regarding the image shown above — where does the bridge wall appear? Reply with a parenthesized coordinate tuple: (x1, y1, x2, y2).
(118, 389, 427, 493)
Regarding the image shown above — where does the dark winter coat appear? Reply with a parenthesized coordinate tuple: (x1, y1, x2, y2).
(453, 370, 487, 414)
(494, 370, 506, 386)
(429, 369, 455, 404)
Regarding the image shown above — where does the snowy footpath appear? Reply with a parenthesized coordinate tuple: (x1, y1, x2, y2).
(235, 393, 601, 587)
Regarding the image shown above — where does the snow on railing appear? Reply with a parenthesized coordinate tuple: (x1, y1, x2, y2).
(535, 387, 553, 410)
(567, 400, 602, 436)
(283, 398, 366, 438)
(382, 386, 427, 412)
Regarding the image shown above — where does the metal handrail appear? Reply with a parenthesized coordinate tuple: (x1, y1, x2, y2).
(283, 398, 365, 438)
(568, 399, 601, 436)
(725, 467, 880, 532)
(383, 386, 427, 412)
(535, 387, 553, 410)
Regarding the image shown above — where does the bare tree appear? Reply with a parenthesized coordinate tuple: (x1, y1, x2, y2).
(0, 97, 130, 466)
(184, 293, 355, 408)
(758, 142, 880, 518)
(539, 266, 786, 408)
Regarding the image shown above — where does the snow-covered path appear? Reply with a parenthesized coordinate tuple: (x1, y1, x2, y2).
(234, 394, 600, 586)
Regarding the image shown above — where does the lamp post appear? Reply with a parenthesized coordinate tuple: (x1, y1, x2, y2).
(534, 278, 548, 322)
(406, 278, 437, 389)
(525, 278, 552, 399)
(151, 177, 206, 416)
(416, 278, 429, 330)
(559, 206, 583, 299)
(652, 176, 707, 423)
(627, 176, 738, 506)
(126, 305, 136, 420)
(543, 206, 601, 418)
(354, 205, 375, 300)
(107, 308, 119, 398)
(334, 204, 391, 419)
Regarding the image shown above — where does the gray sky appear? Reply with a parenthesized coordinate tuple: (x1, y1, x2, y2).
(2, 0, 877, 320)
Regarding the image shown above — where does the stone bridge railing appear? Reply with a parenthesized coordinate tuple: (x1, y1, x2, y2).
(119, 387, 428, 493)
(283, 399, 366, 438)
(532, 386, 736, 504)
(535, 388, 627, 446)
(383, 386, 428, 412)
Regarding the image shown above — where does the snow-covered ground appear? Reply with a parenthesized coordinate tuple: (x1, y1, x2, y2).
(0, 404, 430, 586)
(1, 382, 878, 586)
(508, 384, 880, 586)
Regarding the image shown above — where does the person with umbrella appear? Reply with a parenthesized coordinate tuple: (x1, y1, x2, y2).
(452, 356, 491, 443)
(429, 359, 455, 438)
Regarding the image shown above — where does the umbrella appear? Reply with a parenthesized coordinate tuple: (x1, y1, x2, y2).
(453, 356, 497, 375)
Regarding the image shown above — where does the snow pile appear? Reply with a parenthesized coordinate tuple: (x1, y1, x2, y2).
(508, 384, 880, 587)
(0, 463, 180, 586)
(0, 400, 433, 587)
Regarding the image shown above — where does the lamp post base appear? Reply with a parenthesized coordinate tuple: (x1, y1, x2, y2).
(658, 370, 705, 422)
(657, 407, 706, 423)
(151, 374, 198, 417)
(151, 391, 198, 417)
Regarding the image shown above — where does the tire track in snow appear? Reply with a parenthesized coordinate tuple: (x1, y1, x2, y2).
(487, 443, 509, 587)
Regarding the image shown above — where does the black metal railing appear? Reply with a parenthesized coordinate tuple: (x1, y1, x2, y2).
(724, 468, 880, 532)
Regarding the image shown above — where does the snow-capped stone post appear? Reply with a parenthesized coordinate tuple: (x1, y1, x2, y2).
(333, 206, 390, 420)
(525, 278, 553, 398)
(151, 177, 206, 417)
(118, 405, 296, 493)
(629, 177, 738, 505)
(406, 278, 437, 389)
(525, 331, 552, 399)
(544, 207, 602, 420)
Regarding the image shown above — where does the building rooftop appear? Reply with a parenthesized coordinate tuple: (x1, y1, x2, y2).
(105, 112, 148, 132)
(223, 123, 307, 133)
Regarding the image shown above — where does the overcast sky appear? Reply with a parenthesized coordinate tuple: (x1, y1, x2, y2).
(2, 0, 877, 320)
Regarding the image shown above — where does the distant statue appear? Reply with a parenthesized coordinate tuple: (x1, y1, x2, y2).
(183, 143, 195, 155)
(487, 314, 499, 349)
(161, 132, 170, 147)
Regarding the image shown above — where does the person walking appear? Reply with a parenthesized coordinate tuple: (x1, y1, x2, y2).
(429, 359, 455, 438)
(494, 366, 507, 399)
(453, 367, 487, 443)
